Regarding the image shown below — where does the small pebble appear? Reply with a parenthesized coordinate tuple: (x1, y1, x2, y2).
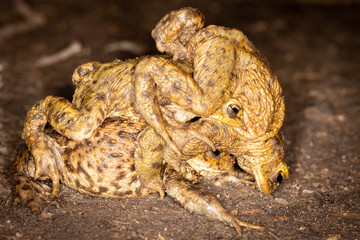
(41, 212, 54, 218)
(302, 189, 314, 194)
(275, 198, 289, 205)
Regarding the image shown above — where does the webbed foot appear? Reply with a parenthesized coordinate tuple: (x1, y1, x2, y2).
(213, 170, 255, 187)
(168, 127, 216, 155)
(13, 174, 60, 215)
(178, 160, 201, 183)
(30, 135, 63, 197)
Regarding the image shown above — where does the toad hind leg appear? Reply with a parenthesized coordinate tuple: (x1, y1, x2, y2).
(12, 149, 59, 214)
(134, 127, 205, 198)
(163, 165, 263, 235)
(22, 92, 108, 196)
(13, 174, 59, 215)
(22, 99, 65, 197)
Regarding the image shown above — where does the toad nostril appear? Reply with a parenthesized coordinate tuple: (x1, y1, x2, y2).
(189, 116, 201, 123)
(212, 149, 220, 156)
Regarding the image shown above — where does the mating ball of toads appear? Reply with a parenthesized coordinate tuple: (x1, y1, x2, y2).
(12, 7, 288, 235)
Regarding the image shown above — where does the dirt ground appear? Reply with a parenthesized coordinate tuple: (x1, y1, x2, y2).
(0, 0, 359, 239)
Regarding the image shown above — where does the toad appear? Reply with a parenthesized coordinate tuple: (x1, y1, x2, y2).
(13, 114, 288, 235)
(126, 7, 287, 194)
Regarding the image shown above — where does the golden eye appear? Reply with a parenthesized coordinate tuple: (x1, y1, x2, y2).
(271, 171, 285, 183)
(227, 104, 241, 118)
(276, 171, 284, 182)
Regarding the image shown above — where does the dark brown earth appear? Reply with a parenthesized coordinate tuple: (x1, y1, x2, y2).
(0, 1, 359, 239)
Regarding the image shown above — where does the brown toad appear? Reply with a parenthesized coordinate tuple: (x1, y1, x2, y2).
(13, 114, 287, 235)
(22, 8, 286, 197)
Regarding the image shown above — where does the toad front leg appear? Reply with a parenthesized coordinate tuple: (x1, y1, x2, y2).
(135, 127, 208, 197)
(135, 127, 166, 198)
(134, 40, 236, 155)
(134, 52, 235, 188)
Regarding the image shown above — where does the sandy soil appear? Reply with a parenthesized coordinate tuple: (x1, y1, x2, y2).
(0, 0, 359, 239)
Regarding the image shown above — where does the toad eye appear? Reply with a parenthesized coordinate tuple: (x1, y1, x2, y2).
(227, 104, 241, 118)
(271, 171, 285, 183)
